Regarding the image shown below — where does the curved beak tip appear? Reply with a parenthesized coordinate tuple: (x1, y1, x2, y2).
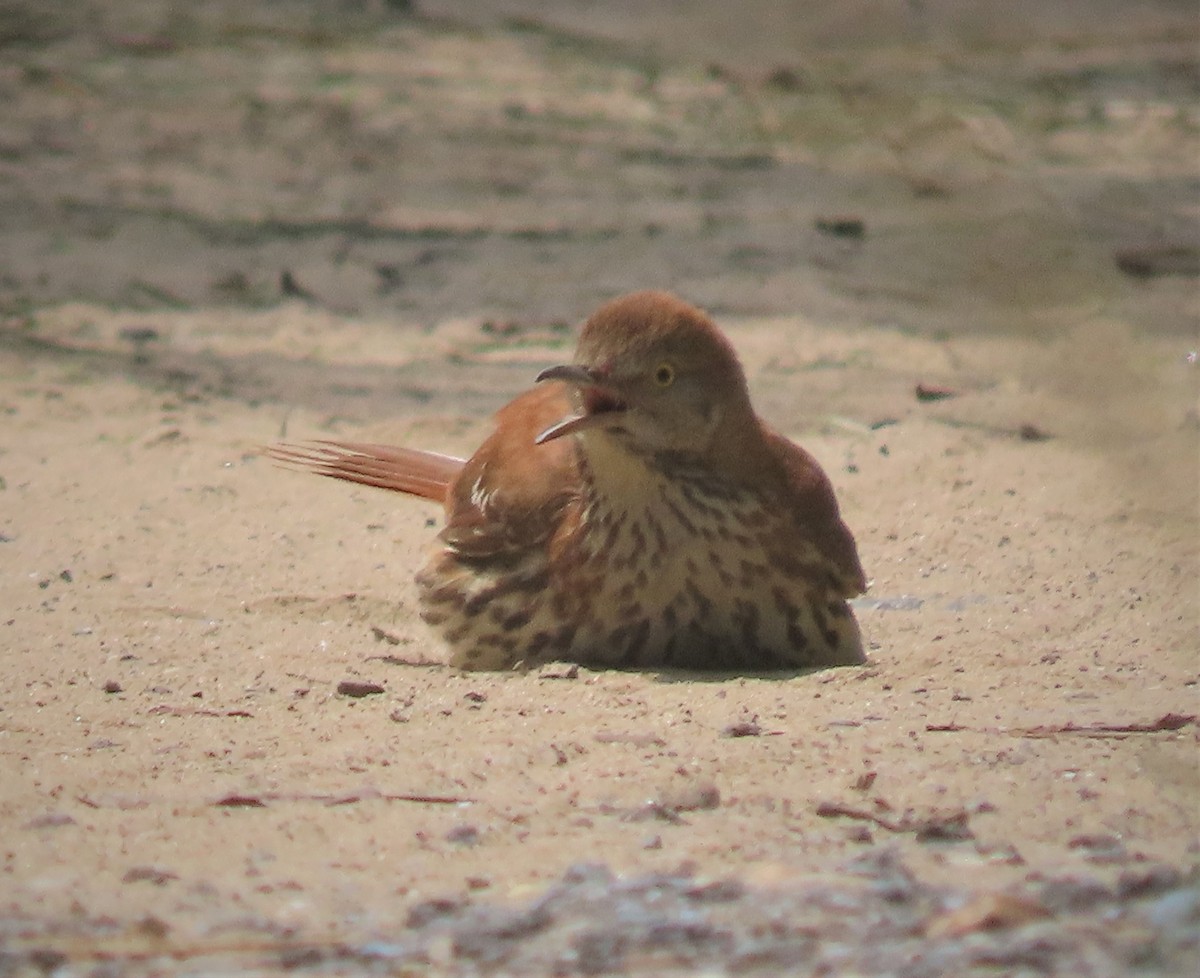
(535, 414, 587, 445)
(536, 364, 595, 386)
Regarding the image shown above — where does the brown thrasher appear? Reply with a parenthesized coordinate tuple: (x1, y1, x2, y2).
(268, 291, 866, 671)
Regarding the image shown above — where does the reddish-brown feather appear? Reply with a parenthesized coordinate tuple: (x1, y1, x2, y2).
(264, 440, 463, 503)
(263, 384, 584, 558)
(439, 383, 582, 558)
(760, 428, 868, 597)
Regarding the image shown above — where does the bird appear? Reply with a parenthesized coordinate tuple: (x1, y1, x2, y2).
(266, 290, 866, 671)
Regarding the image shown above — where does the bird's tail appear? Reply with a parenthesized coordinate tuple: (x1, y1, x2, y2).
(263, 441, 464, 503)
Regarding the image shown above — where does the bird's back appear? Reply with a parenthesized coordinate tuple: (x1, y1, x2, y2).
(437, 383, 585, 559)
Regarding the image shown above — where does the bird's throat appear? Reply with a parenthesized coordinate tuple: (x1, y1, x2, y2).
(576, 430, 667, 515)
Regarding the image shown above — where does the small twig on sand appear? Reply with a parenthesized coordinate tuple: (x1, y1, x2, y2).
(815, 802, 973, 840)
(925, 713, 1195, 738)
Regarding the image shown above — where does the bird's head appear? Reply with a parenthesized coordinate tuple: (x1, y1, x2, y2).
(535, 291, 753, 457)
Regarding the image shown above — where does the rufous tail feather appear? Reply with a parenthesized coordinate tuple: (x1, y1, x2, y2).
(264, 441, 463, 503)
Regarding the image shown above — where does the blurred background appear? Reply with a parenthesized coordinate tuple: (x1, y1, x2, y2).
(1, 0, 1196, 339)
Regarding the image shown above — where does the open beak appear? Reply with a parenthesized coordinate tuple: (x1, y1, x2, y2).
(534, 364, 628, 444)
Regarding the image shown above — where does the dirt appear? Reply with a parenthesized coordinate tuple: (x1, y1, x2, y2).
(0, 2, 1197, 975)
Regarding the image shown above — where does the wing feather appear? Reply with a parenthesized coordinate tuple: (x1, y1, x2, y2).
(439, 383, 582, 559)
(761, 427, 867, 598)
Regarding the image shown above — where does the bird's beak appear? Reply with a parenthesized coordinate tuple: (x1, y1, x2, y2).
(534, 364, 628, 444)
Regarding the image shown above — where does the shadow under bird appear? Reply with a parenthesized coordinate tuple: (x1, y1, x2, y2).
(267, 290, 866, 671)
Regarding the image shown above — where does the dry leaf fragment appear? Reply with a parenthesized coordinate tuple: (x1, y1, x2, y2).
(337, 680, 385, 697)
(214, 794, 266, 808)
(915, 383, 958, 402)
(926, 892, 1052, 938)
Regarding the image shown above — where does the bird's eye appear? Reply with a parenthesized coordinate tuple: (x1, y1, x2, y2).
(653, 362, 676, 387)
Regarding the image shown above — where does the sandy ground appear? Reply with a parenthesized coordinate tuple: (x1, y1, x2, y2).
(1, 2, 1198, 975)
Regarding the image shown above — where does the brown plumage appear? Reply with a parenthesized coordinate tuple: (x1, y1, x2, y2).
(267, 290, 866, 671)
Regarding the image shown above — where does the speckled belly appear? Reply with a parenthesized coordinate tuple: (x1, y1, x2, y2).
(417, 476, 862, 671)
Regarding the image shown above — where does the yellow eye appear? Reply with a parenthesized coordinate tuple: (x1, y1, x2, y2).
(653, 362, 676, 387)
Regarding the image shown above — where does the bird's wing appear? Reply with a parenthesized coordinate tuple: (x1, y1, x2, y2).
(763, 427, 868, 598)
(439, 382, 583, 560)
(264, 440, 464, 503)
